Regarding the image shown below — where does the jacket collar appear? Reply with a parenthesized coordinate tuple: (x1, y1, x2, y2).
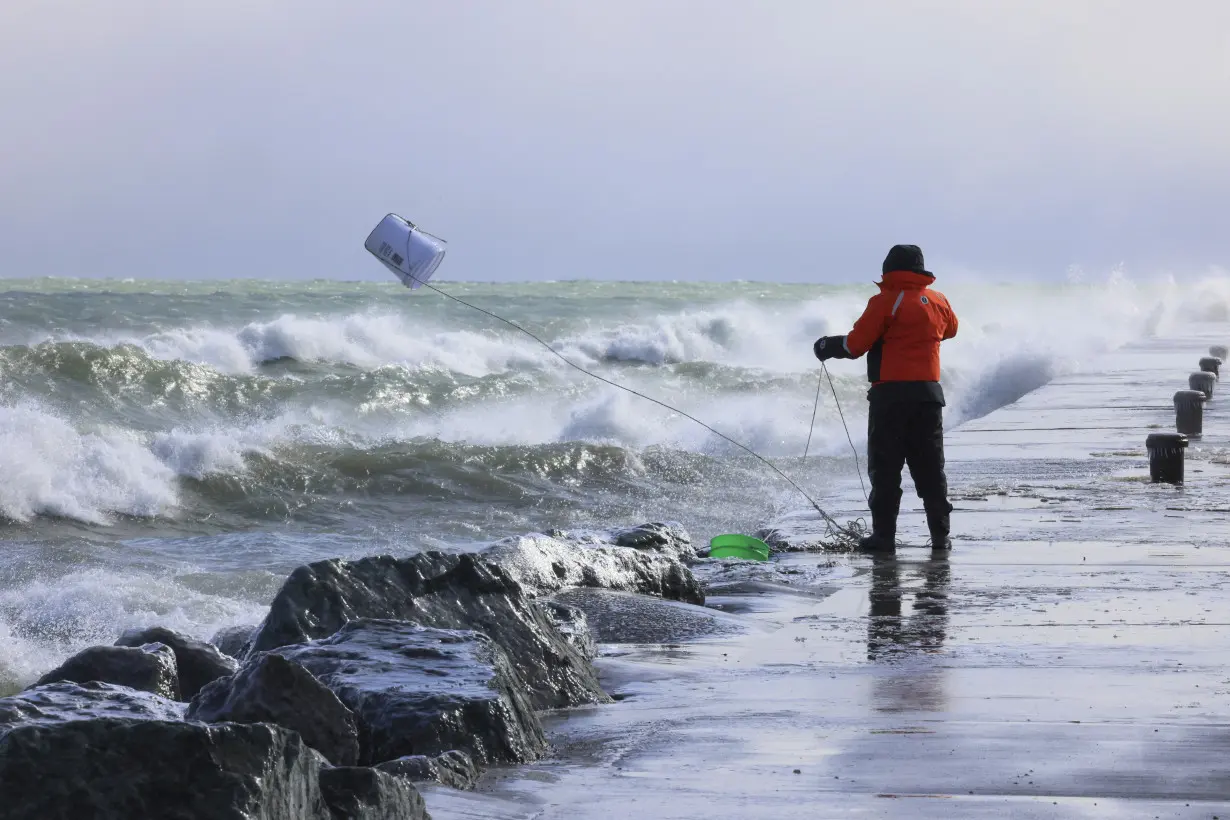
(878, 270, 935, 290)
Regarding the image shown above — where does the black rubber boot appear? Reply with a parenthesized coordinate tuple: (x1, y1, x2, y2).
(924, 498, 953, 552)
(859, 510, 897, 553)
(864, 482, 901, 555)
(858, 531, 897, 553)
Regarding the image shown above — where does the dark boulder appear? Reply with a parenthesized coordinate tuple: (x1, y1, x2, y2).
(116, 626, 238, 700)
(485, 533, 703, 604)
(212, 624, 258, 659)
(33, 643, 179, 700)
(610, 522, 697, 561)
(246, 552, 607, 710)
(189, 652, 360, 766)
(0, 681, 185, 730)
(274, 619, 546, 766)
(0, 719, 330, 819)
(540, 599, 596, 661)
(377, 749, 480, 791)
(319, 766, 429, 820)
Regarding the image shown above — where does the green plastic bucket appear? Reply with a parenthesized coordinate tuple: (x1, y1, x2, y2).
(708, 534, 770, 561)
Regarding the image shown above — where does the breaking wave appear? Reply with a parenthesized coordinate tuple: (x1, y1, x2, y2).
(0, 403, 179, 524)
(0, 565, 271, 692)
(0, 274, 1224, 525)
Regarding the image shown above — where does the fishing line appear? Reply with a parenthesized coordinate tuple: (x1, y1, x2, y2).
(403, 276, 866, 545)
(821, 363, 869, 504)
(803, 373, 822, 460)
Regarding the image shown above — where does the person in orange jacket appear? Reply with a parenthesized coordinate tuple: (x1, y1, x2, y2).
(813, 245, 959, 553)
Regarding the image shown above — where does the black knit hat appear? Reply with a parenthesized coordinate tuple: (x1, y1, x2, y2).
(882, 244, 931, 276)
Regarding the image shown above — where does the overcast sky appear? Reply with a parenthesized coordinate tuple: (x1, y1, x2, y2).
(2, 1, 1228, 283)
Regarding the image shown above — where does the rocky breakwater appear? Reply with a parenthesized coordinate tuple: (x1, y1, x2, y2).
(268, 619, 545, 766)
(0, 522, 704, 816)
(243, 549, 610, 710)
(0, 633, 429, 819)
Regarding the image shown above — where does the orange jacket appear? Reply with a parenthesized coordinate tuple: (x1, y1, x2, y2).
(844, 270, 958, 384)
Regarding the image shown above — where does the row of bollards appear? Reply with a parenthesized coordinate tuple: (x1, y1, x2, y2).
(1148, 346, 1225, 483)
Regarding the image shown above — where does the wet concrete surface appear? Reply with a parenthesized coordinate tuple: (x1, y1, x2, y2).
(424, 331, 1230, 819)
(550, 588, 751, 644)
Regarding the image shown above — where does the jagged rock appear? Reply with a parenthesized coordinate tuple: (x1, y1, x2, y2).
(0, 681, 185, 731)
(540, 599, 596, 661)
(189, 652, 360, 766)
(0, 719, 330, 819)
(319, 766, 429, 820)
(212, 624, 258, 658)
(246, 552, 607, 711)
(552, 588, 748, 644)
(377, 749, 480, 791)
(274, 619, 546, 766)
(485, 533, 704, 604)
(116, 626, 238, 700)
(33, 643, 180, 700)
(611, 522, 697, 561)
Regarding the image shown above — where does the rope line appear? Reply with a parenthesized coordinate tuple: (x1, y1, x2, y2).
(394, 259, 866, 548)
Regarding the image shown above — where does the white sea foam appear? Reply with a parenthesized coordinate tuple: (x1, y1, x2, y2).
(374, 275, 1196, 454)
(150, 427, 263, 480)
(139, 314, 558, 377)
(0, 567, 269, 689)
(0, 404, 290, 523)
(0, 404, 180, 524)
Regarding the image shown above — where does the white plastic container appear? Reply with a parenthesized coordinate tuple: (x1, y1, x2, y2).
(364, 214, 448, 289)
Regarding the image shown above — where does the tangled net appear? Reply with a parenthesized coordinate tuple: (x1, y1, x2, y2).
(758, 508, 868, 554)
(813, 510, 869, 552)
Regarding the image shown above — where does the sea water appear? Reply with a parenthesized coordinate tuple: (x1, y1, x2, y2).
(0, 274, 1225, 690)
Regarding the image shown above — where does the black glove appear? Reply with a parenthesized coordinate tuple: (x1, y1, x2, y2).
(813, 335, 849, 361)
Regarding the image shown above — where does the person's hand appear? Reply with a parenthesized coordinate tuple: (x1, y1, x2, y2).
(813, 336, 842, 361)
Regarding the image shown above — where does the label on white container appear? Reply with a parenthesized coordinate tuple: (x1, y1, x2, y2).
(364, 214, 448, 289)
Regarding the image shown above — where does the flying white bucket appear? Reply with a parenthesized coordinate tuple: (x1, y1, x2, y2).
(364, 214, 448, 289)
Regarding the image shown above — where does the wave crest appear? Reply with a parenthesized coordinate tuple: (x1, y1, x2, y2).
(0, 404, 179, 524)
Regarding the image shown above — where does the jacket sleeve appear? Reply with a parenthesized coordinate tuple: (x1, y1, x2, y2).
(942, 299, 958, 340)
(843, 294, 890, 358)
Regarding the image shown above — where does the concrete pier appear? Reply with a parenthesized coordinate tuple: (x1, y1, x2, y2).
(425, 332, 1230, 819)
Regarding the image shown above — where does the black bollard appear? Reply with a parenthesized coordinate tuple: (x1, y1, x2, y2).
(1174, 389, 1205, 437)
(1189, 372, 1215, 400)
(1199, 356, 1221, 377)
(1211, 345, 1229, 361)
(1146, 433, 1188, 484)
